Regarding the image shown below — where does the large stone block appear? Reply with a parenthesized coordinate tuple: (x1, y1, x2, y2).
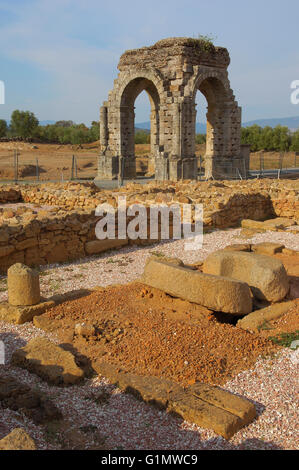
(11, 337, 85, 385)
(85, 238, 128, 255)
(203, 251, 289, 302)
(237, 299, 297, 331)
(142, 258, 252, 315)
(97, 362, 257, 440)
(251, 242, 285, 256)
(7, 263, 40, 306)
(0, 299, 55, 325)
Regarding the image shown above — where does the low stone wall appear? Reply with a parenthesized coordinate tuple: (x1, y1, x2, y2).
(17, 180, 298, 222)
(0, 180, 297, 272)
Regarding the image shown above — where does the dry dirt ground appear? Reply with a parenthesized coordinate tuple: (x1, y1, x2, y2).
(31, 251, 299, 389)
(0, 141, 296, 181)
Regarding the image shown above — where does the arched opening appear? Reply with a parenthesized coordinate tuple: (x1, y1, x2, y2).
(134, 91, 152, 177)
(120, 77, 160, 178)
(192, 76, 230, 178)
(195, 91, 208, 179)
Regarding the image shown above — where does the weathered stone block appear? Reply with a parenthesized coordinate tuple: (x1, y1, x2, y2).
(203, 251, 289, 302)
(0, 299, 55, 324)
(11, 337, 85, 385)
(142, 258, 252, 314)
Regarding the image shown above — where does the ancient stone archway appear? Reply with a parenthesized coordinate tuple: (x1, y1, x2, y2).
(96, 37, 243, 181)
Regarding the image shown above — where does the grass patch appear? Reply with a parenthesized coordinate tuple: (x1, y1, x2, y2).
(150, 251, 165, 258)
(258, 320, 275, 332)
(268, 331, 299, 348)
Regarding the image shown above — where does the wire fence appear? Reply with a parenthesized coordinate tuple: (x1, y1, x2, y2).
(0, 150, 298, 183)
(0, 151, 98, 183)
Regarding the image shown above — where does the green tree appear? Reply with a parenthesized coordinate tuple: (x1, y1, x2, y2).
(55, 120, 75, 127)
(290, 130, 299, 152)
(90, 121, 100, 141)
(135, 130, 150, 144)
(195, 133, 206, 144)
(0, 119, 7, 138)
(10, 110, 39, 138)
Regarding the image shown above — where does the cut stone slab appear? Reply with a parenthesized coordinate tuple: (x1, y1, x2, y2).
(85, 238, 128, 255)
(263, 218, 296, 230)
(203, 251, 289, 302)
(238, 228, 257, 238)
(0, 289, 93, 325)
(0, 428, 36, 450)
(241, 220, 265, 231)
(11, 337, 85, 385)
(97, 362, 256, 440)
(0, 299, 55, 325)
(252, 242, 285, 256)
(97, 362, 182, 410)
(241, 218, 297, 234)
(188, 382, 256, 425)
(223, 244, 251, 252)
(7, 263, 40, 306)
(168, 391, 243, 440)
(142, 258, 252, 315)
(237, 300, 297, 331)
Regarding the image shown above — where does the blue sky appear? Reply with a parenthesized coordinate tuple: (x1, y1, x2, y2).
(0, 0, 299, 125)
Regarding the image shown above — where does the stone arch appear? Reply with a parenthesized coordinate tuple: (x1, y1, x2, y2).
(96, 38, 243, 182)
(118, 74, 162, 176)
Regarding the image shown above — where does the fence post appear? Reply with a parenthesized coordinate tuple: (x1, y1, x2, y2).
(14, 149, 19, 183)
(36, 158, 39, 181)
(71, 155, 75, 180)
(259, 151, 264, 178)
(279, 152, 282, 171)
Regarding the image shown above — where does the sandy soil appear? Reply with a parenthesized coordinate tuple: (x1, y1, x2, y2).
(0, 141, 296, 181)
(33, 282, 279, 387)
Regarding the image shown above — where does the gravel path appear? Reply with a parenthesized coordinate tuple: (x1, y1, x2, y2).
(0, 228, 298, 450)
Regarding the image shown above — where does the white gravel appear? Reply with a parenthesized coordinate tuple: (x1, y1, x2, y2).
(0, 227, 298, 302)
(0, 228, 298, 450)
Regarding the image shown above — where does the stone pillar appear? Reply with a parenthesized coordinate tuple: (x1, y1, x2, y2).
(8, 263, 40, 306)
(149, 108, 159, 174)
(100, 105, 108, 151)
(173, 102, 182, 158)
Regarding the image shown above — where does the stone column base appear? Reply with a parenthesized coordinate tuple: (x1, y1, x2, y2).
(96, 154, 136, 180)
(168, 156, 198, 181)
(205, 155, 246, 180)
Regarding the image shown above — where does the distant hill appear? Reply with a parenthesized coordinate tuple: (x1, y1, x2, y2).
(242, 116, 299, 131)
(136, 116, 299, 133)
(136, 121, 207, 133)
